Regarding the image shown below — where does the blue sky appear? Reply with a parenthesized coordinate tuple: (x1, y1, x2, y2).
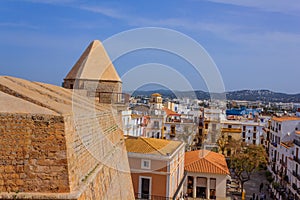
(1, 0, 300, 93)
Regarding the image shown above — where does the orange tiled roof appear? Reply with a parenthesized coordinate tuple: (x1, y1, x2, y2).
(184, 150, 229, 175)
(163, 107, 181, 116)
(272, 116, 300, 122)
(125, 137, 182, 156)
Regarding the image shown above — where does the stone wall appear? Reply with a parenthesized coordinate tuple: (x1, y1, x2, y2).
(0, 113, 69, 193)
(0, 76, 134, 199)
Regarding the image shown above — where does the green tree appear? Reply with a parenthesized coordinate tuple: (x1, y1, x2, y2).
(230, 145, 267, 195)
(217, 134, 227, 155)
(217, 135, 243, 156)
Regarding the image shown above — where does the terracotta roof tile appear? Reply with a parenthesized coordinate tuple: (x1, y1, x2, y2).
(125, 137, 182, 156)
(273, 116, 300, 122)
(184, 150, 229, 175)
(163, 107, 181, 116)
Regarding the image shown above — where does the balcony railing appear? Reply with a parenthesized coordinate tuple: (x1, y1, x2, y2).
(271, 142, 278, 147)
(292, 171, 300, 181)
(135, 193, 172, 200)
(92, 92, 130, 104)
(294, 139, 300, 147)
(221, 128, 242, 133)
(294, 156, 300, 165)
(292, 183, 297, 190)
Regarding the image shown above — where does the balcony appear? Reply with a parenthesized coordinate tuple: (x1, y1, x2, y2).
(96, 92, 130, 104)
(292, 171, 300, 181)
(292, 183, 297, 190)
(294, 139, 300, 147)
(271, 142, 278, 147)
(221, 128, 242, 133)
(135, 193, 172, 200)
(294, 156, 300, 165)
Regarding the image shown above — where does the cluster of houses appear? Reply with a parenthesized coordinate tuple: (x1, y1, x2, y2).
(122, 93, 230, 199)
(266, 115, 300, 200)
(63, 39, 300, 200)
(5, 39, 300, 200)
(123, 90, 300, 200)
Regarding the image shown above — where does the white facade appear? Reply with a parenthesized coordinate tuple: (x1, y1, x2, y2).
(184, 172, 228, 200)
(267, 117, 300, 200)
(241, 121, 264, 145)
(122, 110, 143, 137)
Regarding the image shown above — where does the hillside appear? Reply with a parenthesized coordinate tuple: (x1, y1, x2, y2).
(130, 89, 300, 103)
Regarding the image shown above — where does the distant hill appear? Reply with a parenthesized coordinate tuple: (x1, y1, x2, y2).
(226, 90, 300, 103)
(129, 89, 300, 103)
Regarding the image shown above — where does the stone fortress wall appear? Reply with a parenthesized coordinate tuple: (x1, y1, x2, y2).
(0, 75, 133, 199)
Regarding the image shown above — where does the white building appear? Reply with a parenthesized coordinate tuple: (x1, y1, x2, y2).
(145, 93, 166, 138)
(267, 116, 300, 200)
(122, 109, 143, 137)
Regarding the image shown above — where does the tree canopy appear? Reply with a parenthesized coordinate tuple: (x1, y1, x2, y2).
(230, 145, 267, 195)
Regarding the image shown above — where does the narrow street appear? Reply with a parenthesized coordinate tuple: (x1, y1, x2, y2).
(230, 170, 271, 200)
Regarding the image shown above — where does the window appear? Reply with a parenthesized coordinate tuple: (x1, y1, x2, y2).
(228, 135, 232, 141)
(171, 125, 176, 136)
(279, 124, 281, 131)
(212, 124, 216, 131)
(253, 132, 256, 138)
(243, 126, 246, 131)
(141, 159, 151, 169)
(242, 132, 246, 138)
(205, 123, 208, 129)
(228, 125, 232, 129)
(227, 149, 231, 156)
(254, 126, 257, 132)
(154, 121, 159, 128)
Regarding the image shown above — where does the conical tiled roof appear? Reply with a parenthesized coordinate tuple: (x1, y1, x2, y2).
(65, 40, 121, 82)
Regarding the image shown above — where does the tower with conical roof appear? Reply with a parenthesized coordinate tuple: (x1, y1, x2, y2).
(63, 40, 122, 103)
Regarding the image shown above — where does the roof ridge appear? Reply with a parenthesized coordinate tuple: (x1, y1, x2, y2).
(185, 150, 208, 167)
(185, 150, 229, 174)
(141, 138, 165, 155)
(204, 152, 229, 174)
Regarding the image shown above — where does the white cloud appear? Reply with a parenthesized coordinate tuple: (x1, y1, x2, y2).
(78, 5, 124, 19)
